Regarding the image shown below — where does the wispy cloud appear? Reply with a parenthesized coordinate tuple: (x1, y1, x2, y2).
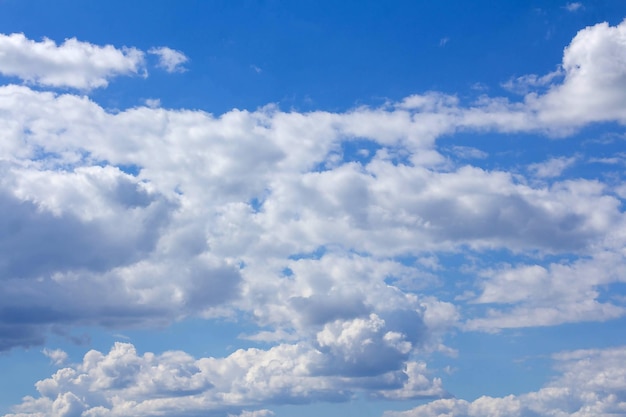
(565, 2, 584, 12)
(42, 348, 68, 366)
(149, 46, 189, 73)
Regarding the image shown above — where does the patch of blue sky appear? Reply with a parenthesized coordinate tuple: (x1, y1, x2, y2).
(597, 282, 626, 305)
(312, 138, 385, 172)
(0, 348, 51, 415)
(341, 138, 383, 166)
(288, 245, 327, 261)
(430, 329, 558, 400)
(441, 317, 626, 399)
(113, 163, 142, 176)
(0, 0, 603, 113)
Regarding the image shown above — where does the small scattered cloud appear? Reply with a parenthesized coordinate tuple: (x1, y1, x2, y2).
(449, 145, 488, 160)
(502, 69, 563, 95)
(148, 46, 189, 73)
(470, 82, 489, 91)
(144, 98, 161, 108)
(528, 156, 577, 178)
(565, 2, 584, 12)
(439, 37, 450, 47)
(42, 348, 68, 366)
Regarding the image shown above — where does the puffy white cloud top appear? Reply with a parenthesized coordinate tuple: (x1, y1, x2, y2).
(0, 33, 188, 90)
(5, 341, 443, 416)
(0, 33, 145, 89)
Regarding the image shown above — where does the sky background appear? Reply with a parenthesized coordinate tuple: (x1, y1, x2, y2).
(1, 1, 626, 416)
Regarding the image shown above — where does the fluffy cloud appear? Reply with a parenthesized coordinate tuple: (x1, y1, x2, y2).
(0, 33, 145, 89)
(4, 342, 444, 417)
(2, 18, 626, 347)
(3, 17, 626, 414)
(383, 346, 626, 417)
(0, 33, 193, 89)
(527, 19, 626, 128)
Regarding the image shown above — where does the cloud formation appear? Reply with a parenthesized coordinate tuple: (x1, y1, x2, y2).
(5, 341, 443, 417)
(0, 34, 192, 89)
(1, 20, 626, 350)
(0, 34, 145, 89)
(384, 346, 626, 417)
(149, 47, 189, 73)
(3, 17, 626, 417)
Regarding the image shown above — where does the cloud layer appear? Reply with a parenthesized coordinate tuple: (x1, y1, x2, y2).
(2, 17, 626, 417)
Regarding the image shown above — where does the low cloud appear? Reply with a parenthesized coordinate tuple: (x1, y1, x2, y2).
(0, 33, 145, 89)
(384, 346, 626, 417)
(5, 342, 443, 416)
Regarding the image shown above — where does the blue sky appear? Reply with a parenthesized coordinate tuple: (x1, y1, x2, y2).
(2, 1, 626, 416)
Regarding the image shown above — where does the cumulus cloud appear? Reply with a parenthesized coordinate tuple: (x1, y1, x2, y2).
(149, 46, 189, 73)
(383, 346, 626, 417)
(3, 17, 626, 414)
(0, 33, 191, 89)
(2, 32, 626, 346)
(529, 19, 626, 128)
(0, 33, 145, 89)
(4, 342, 444, 417)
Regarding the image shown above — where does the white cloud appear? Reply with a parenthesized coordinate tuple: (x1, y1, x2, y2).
(5, 342, 444, 417)
(501, 69, 564, 95)
(528, 156, 577, 178)
(4, 19, 626, 414)
(42, 348, 68, 366)
(230, 411, 275, 417)
(529, 19, 626, 128)
(448, 145, 488, 160)
(0, 73, 625, 349)
(384, 346, 626, 417)
(565, 2, 584, 12)
(149, 46, 188, 73)
(0, 33, 145, 89)
(466, 250, 626, 331)
(144, 98, 161, 108)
